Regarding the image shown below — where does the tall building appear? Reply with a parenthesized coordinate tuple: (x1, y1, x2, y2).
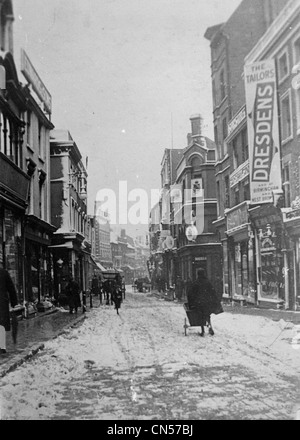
(0, 0, 56, 314)
(173, 115, 222, 298)
(94, 204, 113, 269)
(244, 0, 300, 310)
(50, 129, 95, 299)
(204, 0, 287, 305)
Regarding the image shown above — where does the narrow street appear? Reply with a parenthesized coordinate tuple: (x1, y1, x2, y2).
(0, 288, 300, 420)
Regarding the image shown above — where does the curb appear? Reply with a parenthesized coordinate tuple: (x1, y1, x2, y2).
(0, 314, 87, 379)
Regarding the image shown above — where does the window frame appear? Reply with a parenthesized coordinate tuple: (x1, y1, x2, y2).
(280, 89, 293, 143)
(277, 47, 290, 85)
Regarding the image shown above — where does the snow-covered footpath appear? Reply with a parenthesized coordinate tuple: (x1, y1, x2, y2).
(0, 291, 300, 420)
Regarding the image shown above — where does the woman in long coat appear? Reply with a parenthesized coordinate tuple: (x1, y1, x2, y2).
(65, 276, 81, 314)
(187, 268, 222, 336)
(0, 267, 18, 353)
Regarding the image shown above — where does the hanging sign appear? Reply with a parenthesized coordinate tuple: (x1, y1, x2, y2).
(244, 59, 282, 205)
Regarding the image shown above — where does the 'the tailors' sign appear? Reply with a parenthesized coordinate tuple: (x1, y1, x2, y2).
(244, 60, 281, 205)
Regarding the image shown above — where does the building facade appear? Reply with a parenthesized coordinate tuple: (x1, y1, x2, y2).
(244, 0, 300, 310)
(0, 0, 58, 316)
(173, 115, 222, 299)
(204, 0, 288, 306)
(50, 129, 94, 299)
(94, 204, 113, 269)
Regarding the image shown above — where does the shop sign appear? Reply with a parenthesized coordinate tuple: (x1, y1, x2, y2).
(227, 203, 248, 234)
(21, 49, 52, 114)
(230, 160, 249, 188)
(244, 59, 282, 205)
(195, 257, 207, 261)
(227, 106, 246, 137)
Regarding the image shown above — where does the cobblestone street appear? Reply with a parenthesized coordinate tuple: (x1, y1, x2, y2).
(0, 289, 300, 420)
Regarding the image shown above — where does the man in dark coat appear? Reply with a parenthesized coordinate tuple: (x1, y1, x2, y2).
(65, 276, 81, 314)
(187, 268, 222, 337)
(0, 267, 18, 353)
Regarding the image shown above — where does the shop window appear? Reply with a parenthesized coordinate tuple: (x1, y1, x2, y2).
(280, 91, 292, 141)
(278, 49, 289, 83)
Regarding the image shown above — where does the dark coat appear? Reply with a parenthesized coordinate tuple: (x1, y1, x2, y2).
(187, 275, 221, 320)
(66, 280, 81, 309)
(0, 268, 18, 331)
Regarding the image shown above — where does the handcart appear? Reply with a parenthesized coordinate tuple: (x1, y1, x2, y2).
(183, 302, 207, 336)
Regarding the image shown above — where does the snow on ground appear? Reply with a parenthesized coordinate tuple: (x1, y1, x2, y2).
(0, 291, 300, 420)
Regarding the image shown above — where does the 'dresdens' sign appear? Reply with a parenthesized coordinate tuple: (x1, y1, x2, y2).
(244, 60, 282, 205)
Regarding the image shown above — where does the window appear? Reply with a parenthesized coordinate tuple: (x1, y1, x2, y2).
(232, 138, 238, 168)
(220, 69, 226, 101)
(216, 181, 220, 216)
(225, 175, 230, 209)
(222, 117, 228, 155)
(280, 91, 292, 141)
(241, 128, 248, 163)
(278, 49, 289, 83)
(222, 117, 227, 141)
(26, 111, 32, 147)
(243, 180, 250, 201)
(283, 163, 291, 207)
(294, 34, 300, 65)
(234, 187, 239, 206)
(212, 78, 217, 107)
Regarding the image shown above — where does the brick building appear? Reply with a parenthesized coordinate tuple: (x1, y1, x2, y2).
(244, 0, 300, 310)
(204, 0, 287, 305)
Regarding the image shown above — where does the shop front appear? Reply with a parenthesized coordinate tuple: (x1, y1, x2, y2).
(226, 202, 256, 304)
(249, 204, 288, 308)
(283, 207, 300, 310)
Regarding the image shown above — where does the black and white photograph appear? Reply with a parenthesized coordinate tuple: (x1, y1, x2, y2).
(0, 0, 300, 423)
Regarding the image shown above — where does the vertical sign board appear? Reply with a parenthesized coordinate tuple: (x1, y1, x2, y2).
(244, 60, 281, 205)
(21, 49, 52, 114)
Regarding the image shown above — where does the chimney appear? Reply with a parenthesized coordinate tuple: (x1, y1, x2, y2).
(187, 133, 192, 146)
(190, 114, 203, 139)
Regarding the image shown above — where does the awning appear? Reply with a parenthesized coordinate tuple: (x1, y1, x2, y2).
(122, 265, 135, 271)
(96, 262, 106, 271)
(48, 241, 73, 249)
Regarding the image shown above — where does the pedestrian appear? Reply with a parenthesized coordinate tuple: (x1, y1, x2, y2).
(65, 276, 81, 314)
(111, 285, 122, 315)
(121, 276, 126, 300)
(175, 276, 183, 301)
(0, 265, 18, 354)
(91, 273, 100, 296)
(187, 268, 223, 337)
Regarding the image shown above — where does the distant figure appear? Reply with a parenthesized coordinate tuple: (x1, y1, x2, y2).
(187, 269, 222, 337)
(91, 274, 102, 304)
(66, 276, 81, 314)
(0, 266, 18, 354)
(121, 276, 126, 299)
(111, 285, 122, 315)
(175, 276, 183, 301)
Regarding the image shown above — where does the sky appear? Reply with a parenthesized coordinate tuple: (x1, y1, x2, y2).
(12, 0, 242, 237)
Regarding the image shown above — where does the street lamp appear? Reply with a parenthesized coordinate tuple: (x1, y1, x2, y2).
(69, 170, 87, 200)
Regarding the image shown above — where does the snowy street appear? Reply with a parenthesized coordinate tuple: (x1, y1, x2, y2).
(0, 288, 300, 420)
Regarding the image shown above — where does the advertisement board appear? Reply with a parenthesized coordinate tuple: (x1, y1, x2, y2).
(244, 60, 282, 204)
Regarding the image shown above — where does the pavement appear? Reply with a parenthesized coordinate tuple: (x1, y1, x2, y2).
(1, 289, 300, 379)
